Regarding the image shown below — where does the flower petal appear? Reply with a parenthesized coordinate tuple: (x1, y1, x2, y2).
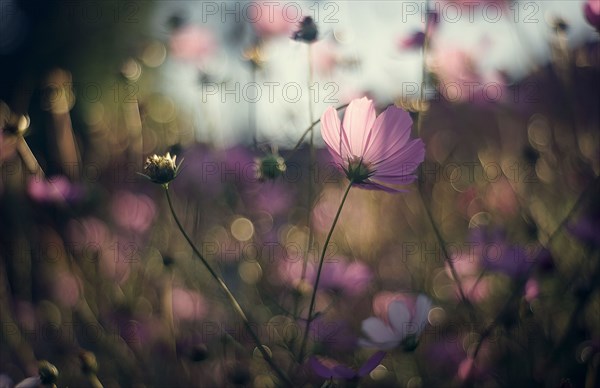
(332, 365, 357, 379)
(361, 317, 397, 343)
(358, 351, 386, 377)
(388, 301, 411, 338)
(363, 105, 413, 163)
(372, 138, 425, 177)
(320, 106, 349, 161)
(342, 97, 376, 157)
(309, 357, 336, 378)
(357, 181, 409, 193)
(413, 295, 432, 335)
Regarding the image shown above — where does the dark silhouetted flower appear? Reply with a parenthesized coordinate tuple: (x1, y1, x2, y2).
(293, 16, 318, 43)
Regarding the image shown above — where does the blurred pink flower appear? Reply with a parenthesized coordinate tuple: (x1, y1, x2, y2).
(172, 287, 208, 321)
(446, 251, 490, 302)
(427, 47, 506, 104)
(457, 357, 475, 380)
(309, 351, 386, 380)
(484, 178, 518, 216)
(276, 257, 306, 288)
(169, 25, 216, 65)
(67, 217, 109, 252)
(306, 257, 372, 297)
(52, 271, 81, 307)
(584, 0, 600, 30)
(524, 278, 539, 302)
(27, 175, 83, 203)
(398, 31, 426, 50)
(249, 1, 296, 38)
(320, 97, 425, 192)
(110, 191, 156, 234)
(359, 293, 431, 350)
(99, 235, 136, 283)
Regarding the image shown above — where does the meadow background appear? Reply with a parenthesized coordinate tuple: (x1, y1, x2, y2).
(1, 1, 599, 387)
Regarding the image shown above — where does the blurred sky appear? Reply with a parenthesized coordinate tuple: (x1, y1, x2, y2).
(148, 0, 598, 147)
(2, 0, 597, 147)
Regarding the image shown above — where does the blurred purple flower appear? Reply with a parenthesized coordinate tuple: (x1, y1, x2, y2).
(567, 217, 600, 248)
(584, 0, 600, 30)
(309, 351, 386, 380)
(471, 228, 537, 277)
(320, 97, 425, 192)
(110, 191, 156, 234)
(27, 175, 84, 203)
(245, 183, 294, 217)
(425, 337, 490, 382)
(171, 144, 222, 197)
(306, 257, 372, 297)
(359, 293, 431, 350)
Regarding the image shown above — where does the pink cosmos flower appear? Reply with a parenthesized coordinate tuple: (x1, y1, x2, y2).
(320, 97, 425, 193)
(584, 0, 600, 30)
(359, 293, 432, 350)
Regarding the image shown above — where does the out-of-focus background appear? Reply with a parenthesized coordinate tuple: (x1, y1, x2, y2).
(1, 1, 599, 387)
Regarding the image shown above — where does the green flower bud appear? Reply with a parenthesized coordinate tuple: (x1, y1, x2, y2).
(141, 152, 182, 185)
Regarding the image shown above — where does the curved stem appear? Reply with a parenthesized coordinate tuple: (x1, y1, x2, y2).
(298, 180, 353, 362)
(288, 103, 349, 156)
(417, 179, 479, 325)
(164, 188, 292, 387)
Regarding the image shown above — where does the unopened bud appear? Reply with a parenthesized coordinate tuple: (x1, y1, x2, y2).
(292, 16, 318, 43)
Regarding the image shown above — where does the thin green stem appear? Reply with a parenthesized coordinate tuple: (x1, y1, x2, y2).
(298, 180, 353, 362)
(299, 43, 316, 297)
(164, 188, 292, 387)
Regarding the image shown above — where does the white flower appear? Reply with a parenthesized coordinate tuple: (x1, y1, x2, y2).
(359, 293, 432, 350)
